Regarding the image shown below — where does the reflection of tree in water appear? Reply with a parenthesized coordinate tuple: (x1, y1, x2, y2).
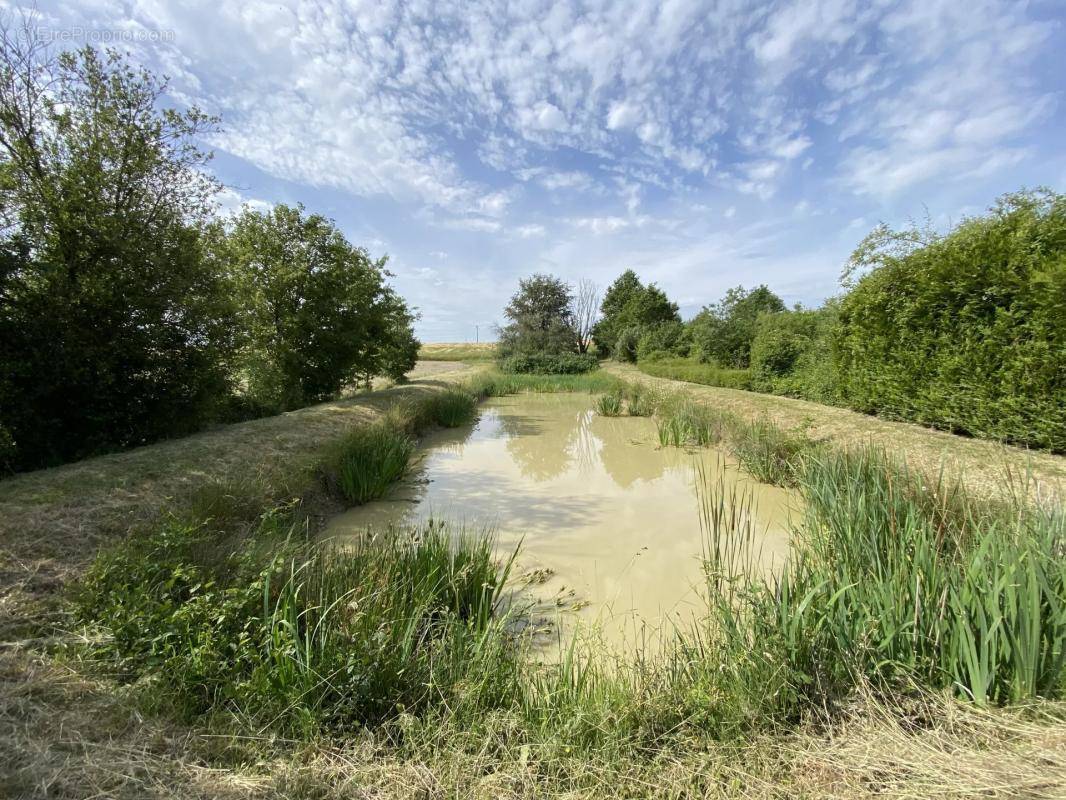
(595, 417, 674, 488)
(500, 405, 585, 481)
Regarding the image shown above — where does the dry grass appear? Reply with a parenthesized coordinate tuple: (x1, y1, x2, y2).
(608, 362, 1066, 501)
(4, 646, 1064, 799)
(418, 342, 498, 361)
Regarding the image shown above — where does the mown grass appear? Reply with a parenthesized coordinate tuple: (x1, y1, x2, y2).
(638, 357, 752, 390)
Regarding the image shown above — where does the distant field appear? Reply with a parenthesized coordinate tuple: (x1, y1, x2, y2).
(418, 342, 497, 361)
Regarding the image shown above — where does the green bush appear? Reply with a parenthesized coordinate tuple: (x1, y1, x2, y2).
(613, 326, 641, 362)
(836, 190, 1066, 452)
(636, 320, 690, 361)
(749, 303, 839, 404)
(498, 352, 599, 374)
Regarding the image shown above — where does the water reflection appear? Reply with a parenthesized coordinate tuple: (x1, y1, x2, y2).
(323, 393, 795, 651)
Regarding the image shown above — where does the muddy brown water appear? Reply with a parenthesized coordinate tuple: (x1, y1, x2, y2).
(323, 393, 796, 652)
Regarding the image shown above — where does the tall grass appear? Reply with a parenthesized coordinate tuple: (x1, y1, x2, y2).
(595, 392, 623, 416)
(76, 515, 520, 735)
(421, 386, 479, 428)
(328, 420, 414, 505)
(464, 370, 621, 399)
(699, 447, 1066, 725)
(654, 395, 819, 487)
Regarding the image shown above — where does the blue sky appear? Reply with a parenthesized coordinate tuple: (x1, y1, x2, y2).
(26, 0, 1066, 341)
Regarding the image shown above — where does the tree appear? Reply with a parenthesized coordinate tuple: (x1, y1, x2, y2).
(0, 28, 237, 470)
(219, 204, 419, 408)
(571, 279, 600, 354)
(497, 273, 577, 357)
(689, 285, 784, 368)
(592, 269, 680, 357)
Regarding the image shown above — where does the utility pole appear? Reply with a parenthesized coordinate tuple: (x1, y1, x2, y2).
(475, 324, 479, 343)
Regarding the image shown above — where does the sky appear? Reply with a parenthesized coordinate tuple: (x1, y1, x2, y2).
(22, 0, 1066, 341)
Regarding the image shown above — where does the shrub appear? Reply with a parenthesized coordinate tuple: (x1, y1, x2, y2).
(498, 352, 599, 375)
(636, 320, 690, 361)
(836, 190, 1066, 452)
(749, 303, 839, 404)
(613, 326, 641, 362)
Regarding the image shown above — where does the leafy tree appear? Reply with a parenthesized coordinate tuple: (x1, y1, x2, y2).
(689, 285, 784, 368)
(497, 273, 577, 358)
(0, 33, 237, 470)
(593, 269, 680, 357)
(749, 302, 839, 402)
(219, 204, 418, 409)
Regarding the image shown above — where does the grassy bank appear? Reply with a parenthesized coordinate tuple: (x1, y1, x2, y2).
(5, 369, 1066, 797)
(638, 357, 752, 390)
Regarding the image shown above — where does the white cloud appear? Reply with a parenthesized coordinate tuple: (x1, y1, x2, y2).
(606, 100, 642, 130)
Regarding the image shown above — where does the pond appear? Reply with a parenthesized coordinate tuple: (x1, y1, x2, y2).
(323, 393, 795, 652)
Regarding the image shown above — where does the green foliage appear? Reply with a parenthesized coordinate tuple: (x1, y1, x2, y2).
(700, 448, 1066, 730)
(327, 421, 414, 505)
(595, 392, 623, 416)
(749, 302, 840, 404)
(422, 388, 479, 428)
(497, 274, 578, 359)
(464, 370, 621, 398)
(499, 352, 599, 374)
(76, 514, 518, 735)
(218, 204, 419, 408)
(689, 285, 785, 368)
(636, 320, 690, 361)
(0, 42, 237, 470)
(655, 400, 731, 448)
(727, 418, 819, 487)
(638, 358, 752, 390)
(613, 326, 642, 362)
(835, 190, 1066, 451)
(593, 270, 681, 357)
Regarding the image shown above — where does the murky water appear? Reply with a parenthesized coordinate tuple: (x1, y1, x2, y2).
(323, 394, 795, 651)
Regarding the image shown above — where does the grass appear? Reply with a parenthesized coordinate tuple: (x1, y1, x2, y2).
(464, 369, 622, 398)
(653, 396, 822, 487)
(327, 420, 414, 505)
(638, 357, 752, 390)
(6, 363, 1066, 797)
(414, 386, 479, 428)
(694, 446, 1066, 725)
(418, 342, 498, 361)
(595, 392, 623, 416)
(75, 512, 519, 736)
